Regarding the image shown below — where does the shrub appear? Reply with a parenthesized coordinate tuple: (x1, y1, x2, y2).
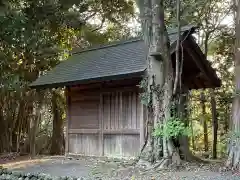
(153, 117, 191, 139)
(0, 167, 84, 180)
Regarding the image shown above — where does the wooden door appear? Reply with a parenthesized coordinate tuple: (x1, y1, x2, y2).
(102, 89, 142, 157)
(68, 91, 101, 156)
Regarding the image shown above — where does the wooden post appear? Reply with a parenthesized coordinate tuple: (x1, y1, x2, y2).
(119, 91, 123, 156)
(99, 93, 104, 156)
(119, 92, 123, 130)
(140, 103, 145, 149)
(65, 87, 70, 156)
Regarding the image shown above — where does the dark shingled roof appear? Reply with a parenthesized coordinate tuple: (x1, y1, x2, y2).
(30, 26, 197, 88)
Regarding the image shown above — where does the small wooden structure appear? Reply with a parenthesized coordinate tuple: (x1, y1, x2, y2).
(31, 26, 221, 158)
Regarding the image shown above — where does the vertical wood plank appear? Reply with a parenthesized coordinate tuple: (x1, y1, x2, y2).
(105, 93, 110, 130)
(122, 92, 127, 128)
(115, 92, 119, 129)
(99, 93, 104, 156)
(107, 93, 111, 129)
(75, 134, 78, 154)
(65, 86, 70, 155)
(103, 93, 108, 130)
(111, 92, 115, 129)
(128, 91, 132, 128)
(119, 92, 123, 156)
(108, 93, 111, 129)
(119, 92, 123, 129)
(136, 93, 140, 129)
(140, 104, 145, 149)
(132, 91, 137, 129)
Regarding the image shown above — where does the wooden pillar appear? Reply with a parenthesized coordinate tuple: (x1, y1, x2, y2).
(140, 103, 145, 149)
(99, 93, 104, 156)
(119, 91, 123, 156)
(65, 86, 70, 156)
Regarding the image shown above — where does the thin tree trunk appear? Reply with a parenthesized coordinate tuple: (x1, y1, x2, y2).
(173, 0, 181, 95)
(225, 105, 229, 134)
(202, 32, 210, 157)
(210, 89, 218, 159)
(50, 91, 64, 155)
(190, 119, 195, 151)
(29, 99, 41, 157)
(200, 91, 209, 156)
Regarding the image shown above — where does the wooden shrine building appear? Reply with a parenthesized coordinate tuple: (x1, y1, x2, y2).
(30, 25, 221, 158)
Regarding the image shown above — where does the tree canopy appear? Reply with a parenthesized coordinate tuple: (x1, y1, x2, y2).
(0, 0, 239, 174)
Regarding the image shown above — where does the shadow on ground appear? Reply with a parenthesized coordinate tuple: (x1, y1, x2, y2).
(2, 156, 240, 180)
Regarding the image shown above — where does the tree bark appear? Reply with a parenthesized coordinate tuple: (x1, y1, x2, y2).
(137, 0, 183, 166)
(224, 106, 229, 134)
(226, 0, 240, 169)
(29, 102, 41, 157)
(50, 91, 64, 155)
(157, 0, 182, 166)
(210, 89, 218, 159)
(202, 32, 210, 158)
(137, 0, 154, 163)
(200, 91, 209, 156)
(190, 118, 196, 151)
(151, 0, 167, 162)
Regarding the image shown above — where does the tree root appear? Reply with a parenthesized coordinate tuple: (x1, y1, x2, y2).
(153, 158, 171, 169)
(135, 157, 183, 171)
(134, 153, 207, 171)
(186, 153, 209, 163)
(225, 144, 240, 171)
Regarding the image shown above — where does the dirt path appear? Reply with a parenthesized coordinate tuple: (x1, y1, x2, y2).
(1, 156, 240, 180)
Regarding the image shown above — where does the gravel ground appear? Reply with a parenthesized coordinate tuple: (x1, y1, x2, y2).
(2, 156, 240, 180)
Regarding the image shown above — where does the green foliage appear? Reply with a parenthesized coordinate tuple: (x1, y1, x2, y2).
(227, 131, 240, 144)
(0, 0, 136, 154)
(232, 89, 240, 99)
(153, 117, 192, 139)
(0, 167, 80, 179)
(139, 77, 151, 106)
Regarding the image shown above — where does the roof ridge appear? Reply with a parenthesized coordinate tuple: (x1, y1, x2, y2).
(167, 25, 196, 35)
(72, 37, 143, 55)
(72, 25, 197, 55)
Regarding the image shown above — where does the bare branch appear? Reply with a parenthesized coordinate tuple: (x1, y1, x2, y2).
(173, 0, 181, 95)
(91, 17, 106, 32)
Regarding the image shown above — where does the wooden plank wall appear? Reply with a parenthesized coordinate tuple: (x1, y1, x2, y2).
(68, 90, 101, 156)
(67, 83, 143, 158)
(102, 91, 140, 130)
(102, 90, 141, 157)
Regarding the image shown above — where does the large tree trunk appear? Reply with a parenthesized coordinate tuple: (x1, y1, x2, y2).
(152, 0, 181, 166)
(135, 0, 203, 167)
(210, 89, 218, 159)
(137, 0, 180, 165)
(50, 91, 64, 155)
(151, 0, 169, 163)
(137, 0, 154, 163)
(226, 0, 240, 169)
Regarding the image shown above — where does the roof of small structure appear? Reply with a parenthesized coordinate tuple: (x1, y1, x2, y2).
(30, 25, 221, 89)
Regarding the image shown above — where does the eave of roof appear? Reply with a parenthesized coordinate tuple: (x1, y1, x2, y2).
(31, 70, 146, 89)
(30, 25, 199, 89)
